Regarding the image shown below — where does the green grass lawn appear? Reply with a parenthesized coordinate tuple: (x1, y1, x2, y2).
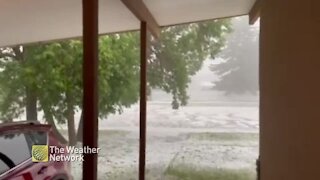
(64, 130, 258, 180)
(165, 164, 256, 180)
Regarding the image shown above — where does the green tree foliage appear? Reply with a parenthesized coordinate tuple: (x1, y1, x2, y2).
(210, 17, 259, 95)
(150, 20, 231, 108)
(0, 19, 231, 144)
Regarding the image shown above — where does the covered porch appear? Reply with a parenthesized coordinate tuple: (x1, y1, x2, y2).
(1, 0, 320, 179)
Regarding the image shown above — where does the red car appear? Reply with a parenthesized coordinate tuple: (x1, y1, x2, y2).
(0, 121, 72, 180)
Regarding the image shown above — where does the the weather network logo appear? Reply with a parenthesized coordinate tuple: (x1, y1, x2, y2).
(32, 145, 48, 162)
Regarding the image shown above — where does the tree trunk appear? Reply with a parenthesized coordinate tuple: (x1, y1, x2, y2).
(26, 86, 37, 121)
(43, 108, 68, 144)
(76, 111, 83, 142)
(13, 46, 38, 121)
(66, 92, 76, 146)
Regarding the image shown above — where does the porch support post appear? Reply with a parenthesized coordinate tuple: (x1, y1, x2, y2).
(260, 0, 320, 179)
(139, 21, 148, 180)
(82, 0, 99, 179)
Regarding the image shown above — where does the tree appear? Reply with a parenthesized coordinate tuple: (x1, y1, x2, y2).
(0, 46, 38, 121)
(149, 20, 231, 108)
(0, 19, 231, 144)
(210, 17, 259, 95)
(1, 35, 140, 145)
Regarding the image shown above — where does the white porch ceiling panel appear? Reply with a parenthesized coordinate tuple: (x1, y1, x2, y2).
(144, 0, 256, 26)
(0, 0, 139, 47)
(0, 0, 255, 47)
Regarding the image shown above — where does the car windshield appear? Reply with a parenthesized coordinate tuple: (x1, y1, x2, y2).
(0, 133, 31, 175)
(0, 130, 48, 175)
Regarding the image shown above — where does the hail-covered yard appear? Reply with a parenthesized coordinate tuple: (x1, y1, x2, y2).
(70, 102, 259, 180)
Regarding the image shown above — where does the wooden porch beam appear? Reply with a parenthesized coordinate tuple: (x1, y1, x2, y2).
(249, 0, 262, 25)
(82, 0, 99, 179)
(139, 21, 148, 180)
(121, 0, 160, 38)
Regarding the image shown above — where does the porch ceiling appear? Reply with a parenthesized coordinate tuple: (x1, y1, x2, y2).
(0, 0, 256, 47)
